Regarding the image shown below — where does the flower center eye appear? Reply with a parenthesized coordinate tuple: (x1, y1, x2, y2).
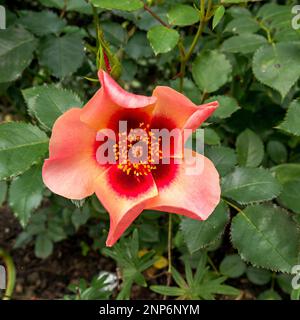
(114, 122, 162, 176)
(132, 145, 143, 158)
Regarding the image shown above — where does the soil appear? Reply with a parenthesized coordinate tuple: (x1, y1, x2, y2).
(0, 206, 286, 300)
(0, 207, 161, 300)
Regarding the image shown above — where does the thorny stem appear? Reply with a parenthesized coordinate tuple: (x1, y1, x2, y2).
(0, 248, 16, 300)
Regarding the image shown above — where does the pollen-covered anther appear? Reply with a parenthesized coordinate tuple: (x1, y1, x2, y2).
(113, 122, 160, 176)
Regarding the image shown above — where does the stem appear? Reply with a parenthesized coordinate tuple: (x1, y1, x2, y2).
(143, 2, 187, 90)
(257, 19, 273, 44)
(164, 214, 173, 299)
(143, 4, 170, 28)
(184, 19, 205, 63)
(60, 0, 68, 18)
(179, 60, 186, 93)
(271, 272, 276, 290)
(223, 198, 243, 213)
(0, 248, 16, 300)
(207, 254, 219, 275)
(200, 90, 208, 103)
(178, 0, 212, 93)
(167, 214, 172, 275)
(91, 3, 101, 68)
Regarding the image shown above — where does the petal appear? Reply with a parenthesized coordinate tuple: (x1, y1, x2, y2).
(151, 86, 218, 132)
(43, 157, 107, 200)
(95, 166, 158, 246)
(48, 108, 96, 158)
(147, 150, 221, 220)
(80, 70, 156, 131)
(43, 108, 107, 199)
(99, 70, 156, 109)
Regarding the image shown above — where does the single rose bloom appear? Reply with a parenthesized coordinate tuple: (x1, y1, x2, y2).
(42, 70, 221, 246)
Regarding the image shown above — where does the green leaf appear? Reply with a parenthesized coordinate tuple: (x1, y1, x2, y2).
(125, 32, 153, 60)
(39, 33, 85, 79)
(47, 221, 66, 242)
(91, 0, 143, 11)
(205, 146, 237, 176)
(221, 0, 254, 3)
(180, 201, 229, 253)
(39, 0, 92, 14)
(9, 164, 44, 228)
(139, 223, 159, 243)
(0, 181, 7, 206)
(228, 6, 252, 18)
(222, 167, 282, 204)
(39, 0, 64, 8)
(204, 128, 220, 145)
(0, 122, 48, 180)
(205, 95, 240, 119)
(277, 100, 300, 136)
(276, 274, 293, 294)
(170, 78, 200, 104)
(291, 288, 300, 300)
(192, 50, 232, 93)
(258, 289, 282, 300)
(135, 7, 168, 31)
(213, 6, 225, 30)
(278, 180, 300, 214)
(266, 140, 287, 164)
(198, 277, 240, 298)
(102, 21, 126, 47)
(121, 60, 138, 82)
(22, 85, 83, 131)
(17, 10, 66, 36)
(222, 34, 267, 54)
(220, 254, 247, 278)
(150, 285, 185, 297)
(167, 4, 199, 27)
(271, 163, 300, 184)
(246, 266, 272, 285)
(252, 42, 300, 99)
(65, 0, 93, 14)
(147, 26, 179, 55)
(0, 26, 37, 83)
(231, 204, 300, 273)
(236, 129, 264, 167)
(257, 3, 298, 42)
(224, 17, 260, 34)
(71, 207, 90, 230)
(35, 234, 54, 259)
(171, 266, 188, 288)
(271, 163, 300, 214)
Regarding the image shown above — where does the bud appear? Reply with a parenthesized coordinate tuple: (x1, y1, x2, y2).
(98, 30, 122, 80)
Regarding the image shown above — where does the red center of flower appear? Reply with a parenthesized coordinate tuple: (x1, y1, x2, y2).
(114, 122, 162, 176)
